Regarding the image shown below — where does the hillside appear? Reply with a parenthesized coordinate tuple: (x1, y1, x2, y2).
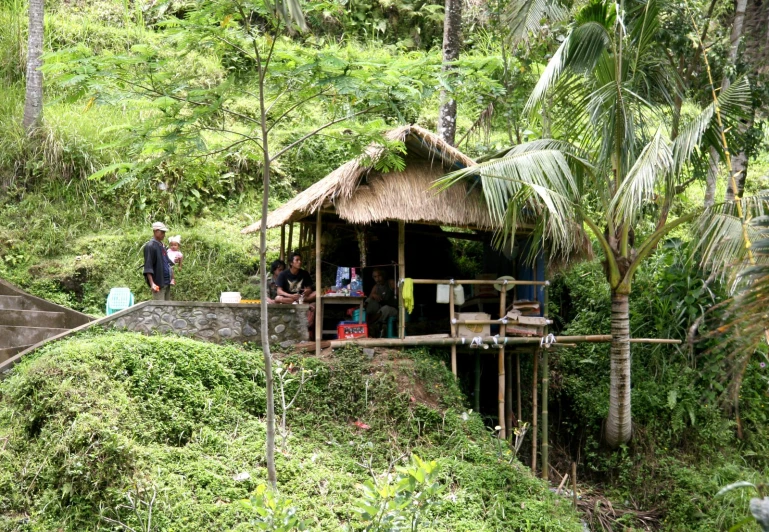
(0, 331, 582, 530)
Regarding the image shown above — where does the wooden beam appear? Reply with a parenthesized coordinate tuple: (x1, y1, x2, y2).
(280, 225, 285, 261)
(406, 228, 486, 242)
(531, 348, 539, 473)
(541, 346, 549, 481)
(315, 211, 322, 357)
(450, 283, 457, 377)
(398, 221, 405, 340)
(287, 223, 293, 255)
(324, 335, 681, 348)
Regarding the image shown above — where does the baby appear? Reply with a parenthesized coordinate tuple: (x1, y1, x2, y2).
(167, 235, 183, 270)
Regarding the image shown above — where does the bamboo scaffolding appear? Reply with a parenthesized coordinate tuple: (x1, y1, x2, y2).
(516, 352, 521, 423)
(505, 352, 513, 438)
(453, 319, 553, 326)
(398, 221, 405, 340)
(541, 345, 549, 481)
(280, 225, 286, 261)
(410, 279, 549, 286)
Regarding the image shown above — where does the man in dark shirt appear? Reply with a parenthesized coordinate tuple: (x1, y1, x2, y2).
(143, 221, 173, 300)
(275, 252, 316, 303)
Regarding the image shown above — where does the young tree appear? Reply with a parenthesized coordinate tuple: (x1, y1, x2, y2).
(44, 0, 432, 485)
(439, 0, 750, 447)
(22, 0, 44, 130)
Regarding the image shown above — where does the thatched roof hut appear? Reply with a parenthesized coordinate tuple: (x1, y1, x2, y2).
(241, 124, 493, 233)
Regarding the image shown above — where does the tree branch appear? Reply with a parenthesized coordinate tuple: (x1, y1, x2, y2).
(578, 208, 620, 287)
(270, 106, 379, 161)
(266, 88, 331, 133)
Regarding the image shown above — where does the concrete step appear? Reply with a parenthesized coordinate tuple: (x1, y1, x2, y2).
(0, 283, 18, 296)
(0, 345, 32, 364)
(0, 309, 67, 328)
(0, 296, 25, 310)
(0, 326, 69, 348)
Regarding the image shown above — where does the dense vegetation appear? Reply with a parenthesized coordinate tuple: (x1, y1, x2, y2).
(1, 0, 769, 528)
(0, 332, 582, 530)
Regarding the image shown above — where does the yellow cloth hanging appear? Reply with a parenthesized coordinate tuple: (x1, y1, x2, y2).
(402, 278, 414, 314)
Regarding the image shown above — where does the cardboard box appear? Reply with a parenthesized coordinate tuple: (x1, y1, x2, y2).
(456, 312, 490, 338)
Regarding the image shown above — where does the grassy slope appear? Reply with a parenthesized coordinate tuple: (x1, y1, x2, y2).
(0, 331, 582, 531)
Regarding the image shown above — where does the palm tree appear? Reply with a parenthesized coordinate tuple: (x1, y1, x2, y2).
(438, 0, 750, 447)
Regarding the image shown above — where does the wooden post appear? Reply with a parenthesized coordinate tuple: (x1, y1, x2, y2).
(449, 282, 457, 377)
(287, 223, 293, 255)
(541, 345, 549, 481)
(531, 347, 539, 473)
(516, 352, 521, 423)
(315, 211, 322, 357)
(474, 354, 481, 412)
(571, 462, 578, 509)
(280, 225, 286, 261)
(498, 287, 506, 439)
(298, 223, 305, 252)
(398, 221, 405, 340)
(505, 351, 513, 435)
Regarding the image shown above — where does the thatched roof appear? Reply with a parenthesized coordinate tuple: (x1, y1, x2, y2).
(241, 125, 494, 234)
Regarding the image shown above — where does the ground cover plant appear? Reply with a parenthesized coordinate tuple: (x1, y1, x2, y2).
(0, 331, 583, 530)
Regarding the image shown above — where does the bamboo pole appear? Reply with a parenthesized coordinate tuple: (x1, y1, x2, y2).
(541, 345, 549, 481)
(450, 283, 457, 377)
(280, 225, 285, 261)
(498, 288, 507, 439)
(315, 212, 322, 357)
(531, 348, 539, 473)
(325, 335, 681, 348)
(516, 352, 521, 423)
(571, 462, 578, 508)
(411, 279, 549, 286)
(298, 223, 305, 252)
(505, 352, 513, 437)
(398, 221, 405, 340)
(453, 319, 552, 325)
(474, 354, 481, 412)
(287, 223, 293, 255)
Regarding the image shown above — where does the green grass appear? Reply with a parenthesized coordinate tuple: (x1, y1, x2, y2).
(0, 331, 583, 531)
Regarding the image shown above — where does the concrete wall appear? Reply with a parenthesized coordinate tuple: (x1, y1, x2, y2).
(106, 302, 310, 347)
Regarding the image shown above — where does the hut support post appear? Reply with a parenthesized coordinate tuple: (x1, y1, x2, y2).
(449, 282, 456, 377)
(541, 282, 550, 481)
(287, 223, 293, 255)
(398, 221, 405, 340)
(531, 348, 539, 473)
(505, 352, 513, 437)
(315, 212, 322, 356)
(280, 225, 285, 261)
(541, 346, 549, 481)
(498, 288, 506, 439)
(516, 352, 521, 422)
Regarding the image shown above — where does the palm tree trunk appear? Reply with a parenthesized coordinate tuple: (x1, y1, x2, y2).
(22, 0, 44, 131)
(605, 291, 632, 447)
(437, 0, 461, 145)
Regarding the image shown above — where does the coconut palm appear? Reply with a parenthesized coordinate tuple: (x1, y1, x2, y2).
(438, 0, 751, 447)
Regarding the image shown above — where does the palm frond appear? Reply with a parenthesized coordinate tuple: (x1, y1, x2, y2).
(610, 129, 672, 226)
(503, 0, 569, 47)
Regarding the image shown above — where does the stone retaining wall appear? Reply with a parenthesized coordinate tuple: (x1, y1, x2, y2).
(106, 302, 310, 346)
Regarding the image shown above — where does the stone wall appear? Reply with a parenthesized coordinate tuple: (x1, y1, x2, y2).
(106, 302, 309, 347)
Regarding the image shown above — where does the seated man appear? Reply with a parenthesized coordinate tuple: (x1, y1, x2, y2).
(266, 259, 286, 304)
(365, 268, 397, 338)
(275, 252, 316, 304)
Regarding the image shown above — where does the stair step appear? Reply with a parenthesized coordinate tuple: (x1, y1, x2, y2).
(0, 309, 67, 328)
(0, 296, 26, 310)
(0, 345, 32, 364)
(0, 326, 69, 348)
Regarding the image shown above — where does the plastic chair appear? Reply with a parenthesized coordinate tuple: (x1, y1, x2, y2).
(106, 287, 134, 315)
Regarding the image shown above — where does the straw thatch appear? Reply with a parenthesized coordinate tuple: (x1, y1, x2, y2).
(241, 125, 493, 233)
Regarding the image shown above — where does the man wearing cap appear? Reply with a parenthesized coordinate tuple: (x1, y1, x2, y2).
(143, 222, 173, 300)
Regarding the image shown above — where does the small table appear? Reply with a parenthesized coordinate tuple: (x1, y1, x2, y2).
(319, 295, 366, 337)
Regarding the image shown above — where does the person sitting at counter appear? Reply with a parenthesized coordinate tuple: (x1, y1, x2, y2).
(365, 268, 397, 338)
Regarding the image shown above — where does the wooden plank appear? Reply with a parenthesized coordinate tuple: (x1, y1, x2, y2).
(498, 289, 506, 439)
(398, 221, 405, 340)
(315, 212, 322, 356)
(450, 282, 457, 377)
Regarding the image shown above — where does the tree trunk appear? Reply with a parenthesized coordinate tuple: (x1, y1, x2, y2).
(707, 0, 749, 203)
(22, 0, 44, 131)
(437, 0, 461, 146)
(705, 146, 719, 207)
(605, 291, 632, 447)
(258, 64, 277, 488)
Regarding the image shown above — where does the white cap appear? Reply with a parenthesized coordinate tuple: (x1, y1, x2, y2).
(169, 235, 181, 244)
(151, 222, 169, 232)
